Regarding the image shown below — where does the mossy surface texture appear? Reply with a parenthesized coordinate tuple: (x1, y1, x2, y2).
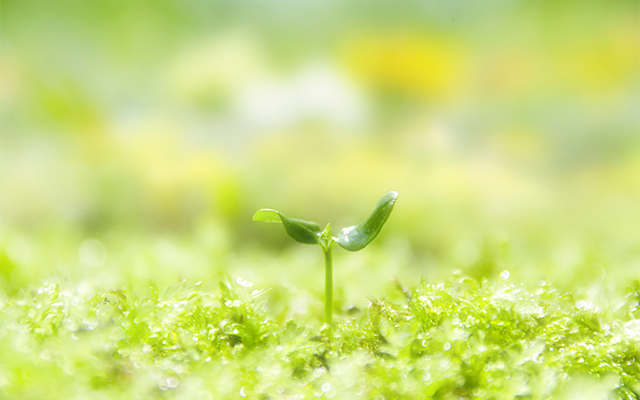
(1, 274, 638, 400)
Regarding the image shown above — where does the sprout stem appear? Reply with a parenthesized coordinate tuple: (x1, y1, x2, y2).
(324, 247, 333, 324)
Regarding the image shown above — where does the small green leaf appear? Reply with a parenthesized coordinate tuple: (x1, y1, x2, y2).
(253, 209, 281, 222)
(319, 223, 334, 250)
(281, 215, 322, 245)
(336, 191, 398, 251)
(253, 209, 321, 245)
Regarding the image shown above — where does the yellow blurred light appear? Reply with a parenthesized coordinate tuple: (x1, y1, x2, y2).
(340, 32, 464, 98)
(554, 22, 638, 97)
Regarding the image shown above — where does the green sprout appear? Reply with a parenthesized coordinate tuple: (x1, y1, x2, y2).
(253, 191, 398, 324)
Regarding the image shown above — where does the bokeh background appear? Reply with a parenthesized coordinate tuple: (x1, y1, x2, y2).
(1, 0, 638, 308)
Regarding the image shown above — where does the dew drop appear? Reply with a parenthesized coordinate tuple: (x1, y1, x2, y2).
(166, 377, 179, 388)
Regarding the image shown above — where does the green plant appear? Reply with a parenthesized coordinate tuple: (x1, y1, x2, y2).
(253, 191, 398, 324)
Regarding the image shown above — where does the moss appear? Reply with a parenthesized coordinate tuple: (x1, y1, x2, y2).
(0, 274, 638, 399)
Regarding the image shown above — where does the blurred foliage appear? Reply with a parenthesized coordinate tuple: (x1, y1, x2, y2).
(0, 0, 638, 284)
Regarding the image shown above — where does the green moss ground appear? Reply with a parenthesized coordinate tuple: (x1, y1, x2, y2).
(1, 274, 638, 400)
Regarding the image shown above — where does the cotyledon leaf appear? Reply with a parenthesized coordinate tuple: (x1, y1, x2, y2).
(253, 209, 281, 222)
(253, 209, 321, 245)
(336, 191, 398, 251)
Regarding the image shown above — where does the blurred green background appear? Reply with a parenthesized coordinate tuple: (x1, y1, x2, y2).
(1, 0, 638, 303)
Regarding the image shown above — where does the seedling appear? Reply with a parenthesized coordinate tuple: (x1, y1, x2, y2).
(253, 191, 398, 324)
